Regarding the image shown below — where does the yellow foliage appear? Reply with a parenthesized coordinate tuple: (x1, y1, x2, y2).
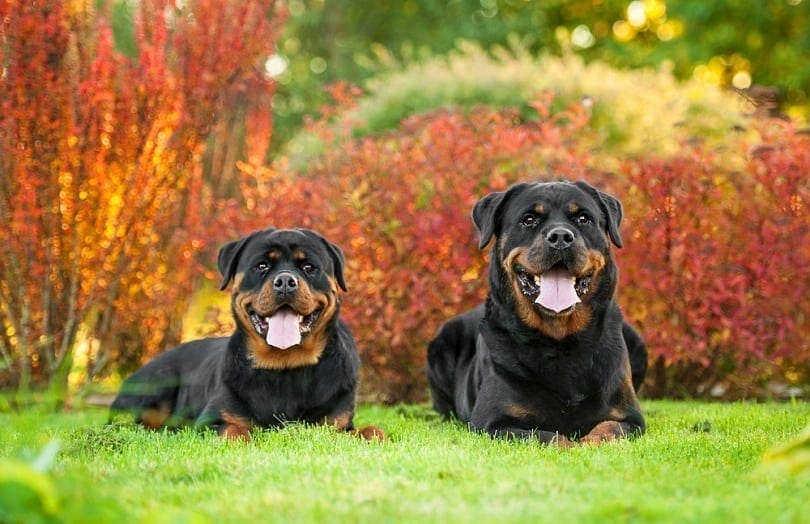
(285, 43, 747, 165)
(762, 425, 810, 476)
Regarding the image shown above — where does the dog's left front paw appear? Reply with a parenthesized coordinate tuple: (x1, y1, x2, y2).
(220, 412, 253, 441)
(350, 425, 387, 441)
(579, 421, 624, 445)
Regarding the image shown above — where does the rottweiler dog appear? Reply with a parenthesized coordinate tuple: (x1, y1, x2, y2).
(427, 180, 647, 446)
(111, 228, 381, 440)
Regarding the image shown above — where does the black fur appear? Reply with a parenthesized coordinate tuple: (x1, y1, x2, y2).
(427, 181, 647, 444)
(110, 228, 360, 436)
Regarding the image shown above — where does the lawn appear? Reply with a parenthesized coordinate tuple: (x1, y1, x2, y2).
(1, 400, 808, 523)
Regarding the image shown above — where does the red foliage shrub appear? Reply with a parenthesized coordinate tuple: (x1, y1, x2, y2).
(229, 94, 807, 401)
(615, 122, 809, 397)
(0, 0, 286, 393)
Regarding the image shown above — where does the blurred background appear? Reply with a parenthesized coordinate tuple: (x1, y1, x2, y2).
(270, 0, 809, 152)
(1, 0, 808, 406)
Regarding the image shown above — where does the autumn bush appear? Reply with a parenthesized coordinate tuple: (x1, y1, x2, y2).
(0, 0, 285, 397)
(229, 89, 808, 402)
(615, 121, 809, 397)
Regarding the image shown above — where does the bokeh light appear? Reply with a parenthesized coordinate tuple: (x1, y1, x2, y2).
(614, 0, 678, 43)
(309, 56, 327, 74)
(627, 1, 647, 28)
(571, 25, 596, 49)
(693, 53, 752, 89)
(613, 20, 636, 42)
(264, 55, 288, 79)
(732, 71, 752, 89)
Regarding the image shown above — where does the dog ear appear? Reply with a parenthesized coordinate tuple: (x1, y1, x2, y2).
(472, 183, 529, 249)
(298, 229, 347, 292)
(574, 180, 623, 248)
(217, 229, 270, 290)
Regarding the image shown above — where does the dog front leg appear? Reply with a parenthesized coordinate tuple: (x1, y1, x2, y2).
(195, 398, 253, 441)
(322, 404, 387, 441)
(580, 380, 646, 445)
(579, 419, 643, 445)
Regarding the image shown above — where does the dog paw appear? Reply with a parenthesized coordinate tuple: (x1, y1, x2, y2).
(579, 420, 624, 445)
(550, 433, 576, 449)
(221, 425, 252, 442)
(220, 412, 253, 442)
(350, 425, 387, 441)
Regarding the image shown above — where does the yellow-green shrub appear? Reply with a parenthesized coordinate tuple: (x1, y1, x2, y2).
(285, 43, 749, 165)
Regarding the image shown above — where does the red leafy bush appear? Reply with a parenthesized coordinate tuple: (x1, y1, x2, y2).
(230, 95, 807, 401)
(0, 0, 285, 394)
(616, 122, 809, 397)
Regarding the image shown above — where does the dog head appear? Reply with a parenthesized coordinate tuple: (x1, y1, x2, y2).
(473, 180, 623, 339)
(217, 228, 346, 369)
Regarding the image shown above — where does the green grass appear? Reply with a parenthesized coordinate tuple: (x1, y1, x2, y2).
(1, 400, 808, 523)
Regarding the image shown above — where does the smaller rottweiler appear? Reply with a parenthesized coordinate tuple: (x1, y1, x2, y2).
(427, 180, 646, 446)
(110, 228, 381, 440)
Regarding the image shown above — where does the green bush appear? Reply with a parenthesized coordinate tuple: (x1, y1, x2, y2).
(284, 44, 748, 166)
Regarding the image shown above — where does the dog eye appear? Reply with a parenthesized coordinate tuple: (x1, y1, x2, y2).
(521, 214, 538, 227)
(255, 262, 270, 272)
(301, 263, 316, 275)
(576, 213, 592, 225)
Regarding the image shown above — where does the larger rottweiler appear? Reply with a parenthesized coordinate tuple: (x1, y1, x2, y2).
(110, 228, 380, 440)
(427, 181, 647, 446)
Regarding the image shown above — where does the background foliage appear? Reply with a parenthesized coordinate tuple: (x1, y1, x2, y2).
(0, 0, 286, 397)
(231, 90, 809, 401)
(272, 0, 810, 149)
(283, 45, 747, 164)
(1, 0, 808, 403)
(617, 122, 809, 398)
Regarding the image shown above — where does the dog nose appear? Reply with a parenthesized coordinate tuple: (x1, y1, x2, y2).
(545, 226, 575, 250)
(273, 272, 298, 294)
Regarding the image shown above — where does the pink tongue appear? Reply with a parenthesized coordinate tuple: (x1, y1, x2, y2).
(265, 308, 301, 349)
(536, 269, 580, 313)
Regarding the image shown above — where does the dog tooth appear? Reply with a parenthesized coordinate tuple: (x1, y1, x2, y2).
(534, 275, 541, 286)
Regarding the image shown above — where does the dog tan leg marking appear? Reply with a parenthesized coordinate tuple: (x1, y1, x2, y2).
(349, 425, 388, 441)
(550, 433, 576, 449)
(579, 421, 625, 445)
(327, 411, 387, 441)
(140, 406, 171, 429)
(221, 412, 253, 441)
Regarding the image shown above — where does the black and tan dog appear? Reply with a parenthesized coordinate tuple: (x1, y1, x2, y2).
(111, 228, 381, 440)
(427, 181, 646, 446)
